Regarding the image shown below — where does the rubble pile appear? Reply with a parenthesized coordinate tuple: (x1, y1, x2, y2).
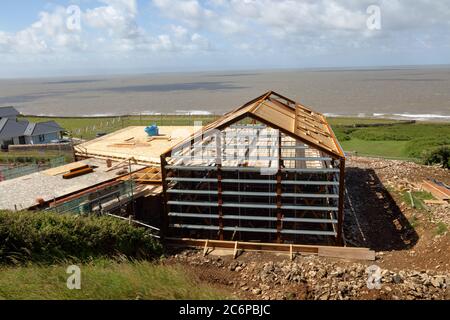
(173, 250, 449, 300)
(348, 156, 450, 227)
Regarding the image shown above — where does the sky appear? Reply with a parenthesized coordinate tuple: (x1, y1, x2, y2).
(0, 0, 449, 78)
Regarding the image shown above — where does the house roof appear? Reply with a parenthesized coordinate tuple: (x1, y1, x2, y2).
(0, 106, 20, 118)
(163, 91, 345, 159)
(25, 121, 64, 136)
(0, 119, 64, 140)
(0, 118, 30, 140)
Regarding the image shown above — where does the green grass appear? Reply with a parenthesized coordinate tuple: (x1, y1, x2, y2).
(435, 222, 448, 236)
(0, 211, 228, 300)
(409, 215, 420, 228)
(0, 260, 230, 300)
(402, 191, 435, 210)
(340, 139, 410, 159)
(328, 117, 405, 126)
(333, 121, 450, 163)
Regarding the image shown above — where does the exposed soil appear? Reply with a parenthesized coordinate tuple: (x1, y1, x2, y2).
(344, 156, 450, 272)
(165, 156, 450, 300)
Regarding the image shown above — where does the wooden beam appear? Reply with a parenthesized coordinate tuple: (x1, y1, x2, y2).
(233, 241, 239, 259)
(166, 237, 376, 261)
(62, 167, 93, 179)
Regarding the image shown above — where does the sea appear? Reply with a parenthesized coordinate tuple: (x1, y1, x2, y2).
(1, 66, 450, 121)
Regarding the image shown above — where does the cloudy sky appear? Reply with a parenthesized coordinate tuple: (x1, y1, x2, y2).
(0, 0, 449, 77)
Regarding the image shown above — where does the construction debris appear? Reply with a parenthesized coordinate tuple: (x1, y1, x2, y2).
(63, 167, 94, 179)
(422, 179, 450, 201)
(170, 249, 449, 300)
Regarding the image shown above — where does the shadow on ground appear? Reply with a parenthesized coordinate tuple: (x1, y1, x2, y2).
(344, 167, 419, 251)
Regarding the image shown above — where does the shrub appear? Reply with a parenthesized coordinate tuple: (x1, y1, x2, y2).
(424, 146, 450, 169)
(0, 211, 162, 265)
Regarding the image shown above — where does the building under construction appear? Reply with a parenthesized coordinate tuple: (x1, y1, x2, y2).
(0, 91, 352, 254)
(161, 91, 346, 245)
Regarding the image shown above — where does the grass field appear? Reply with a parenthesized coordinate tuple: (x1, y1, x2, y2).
(15, 115, 450, 164)
(0, 260, 229, 300)
(339, 140, 410, 159)
(332, 121, 450, 161)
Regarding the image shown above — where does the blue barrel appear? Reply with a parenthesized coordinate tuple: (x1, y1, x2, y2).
(145, 125, 159, 136)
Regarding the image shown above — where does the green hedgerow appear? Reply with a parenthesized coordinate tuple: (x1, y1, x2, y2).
(0, 211, 162, 265)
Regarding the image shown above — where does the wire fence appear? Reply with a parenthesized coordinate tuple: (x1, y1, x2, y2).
(0, 156, 67, 181)
(70, 115, 221, 140)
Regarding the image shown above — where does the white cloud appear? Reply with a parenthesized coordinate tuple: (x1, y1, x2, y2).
(84, 0, 141, 40)
(153, 0, 215, 28)
(154, 0, 450, 52)
(148, 25, 211, 52)
(1, 0, 450, 76)
(0, 6, 84, 54)
(0, 0, 211, 56)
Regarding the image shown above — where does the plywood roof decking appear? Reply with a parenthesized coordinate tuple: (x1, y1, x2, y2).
(165, 91, 344, 159)
(75, 126, 197, 165)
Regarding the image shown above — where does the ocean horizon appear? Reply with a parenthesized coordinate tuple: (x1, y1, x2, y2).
(1, 67, 450, 120)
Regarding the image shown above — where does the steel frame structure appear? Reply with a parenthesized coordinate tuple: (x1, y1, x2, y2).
(160, 91, 346, 245)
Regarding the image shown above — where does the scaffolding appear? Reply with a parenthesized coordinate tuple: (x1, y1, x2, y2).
(161, 91, 346, 245)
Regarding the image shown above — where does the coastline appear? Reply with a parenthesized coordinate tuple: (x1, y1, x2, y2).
(20, 112, 450, 122)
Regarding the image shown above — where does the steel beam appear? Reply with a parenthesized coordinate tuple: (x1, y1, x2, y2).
(170, 224, 337, 236)
(168, 212, 338, 224)
(168, 200, 338, 211)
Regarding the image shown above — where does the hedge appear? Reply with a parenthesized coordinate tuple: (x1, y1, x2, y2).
(0, 211, 162, 264)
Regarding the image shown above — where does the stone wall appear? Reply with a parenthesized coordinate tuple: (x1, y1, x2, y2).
(9, 143, 73, 153)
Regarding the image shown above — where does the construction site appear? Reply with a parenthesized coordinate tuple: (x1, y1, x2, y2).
(1, 91, 449, 272)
